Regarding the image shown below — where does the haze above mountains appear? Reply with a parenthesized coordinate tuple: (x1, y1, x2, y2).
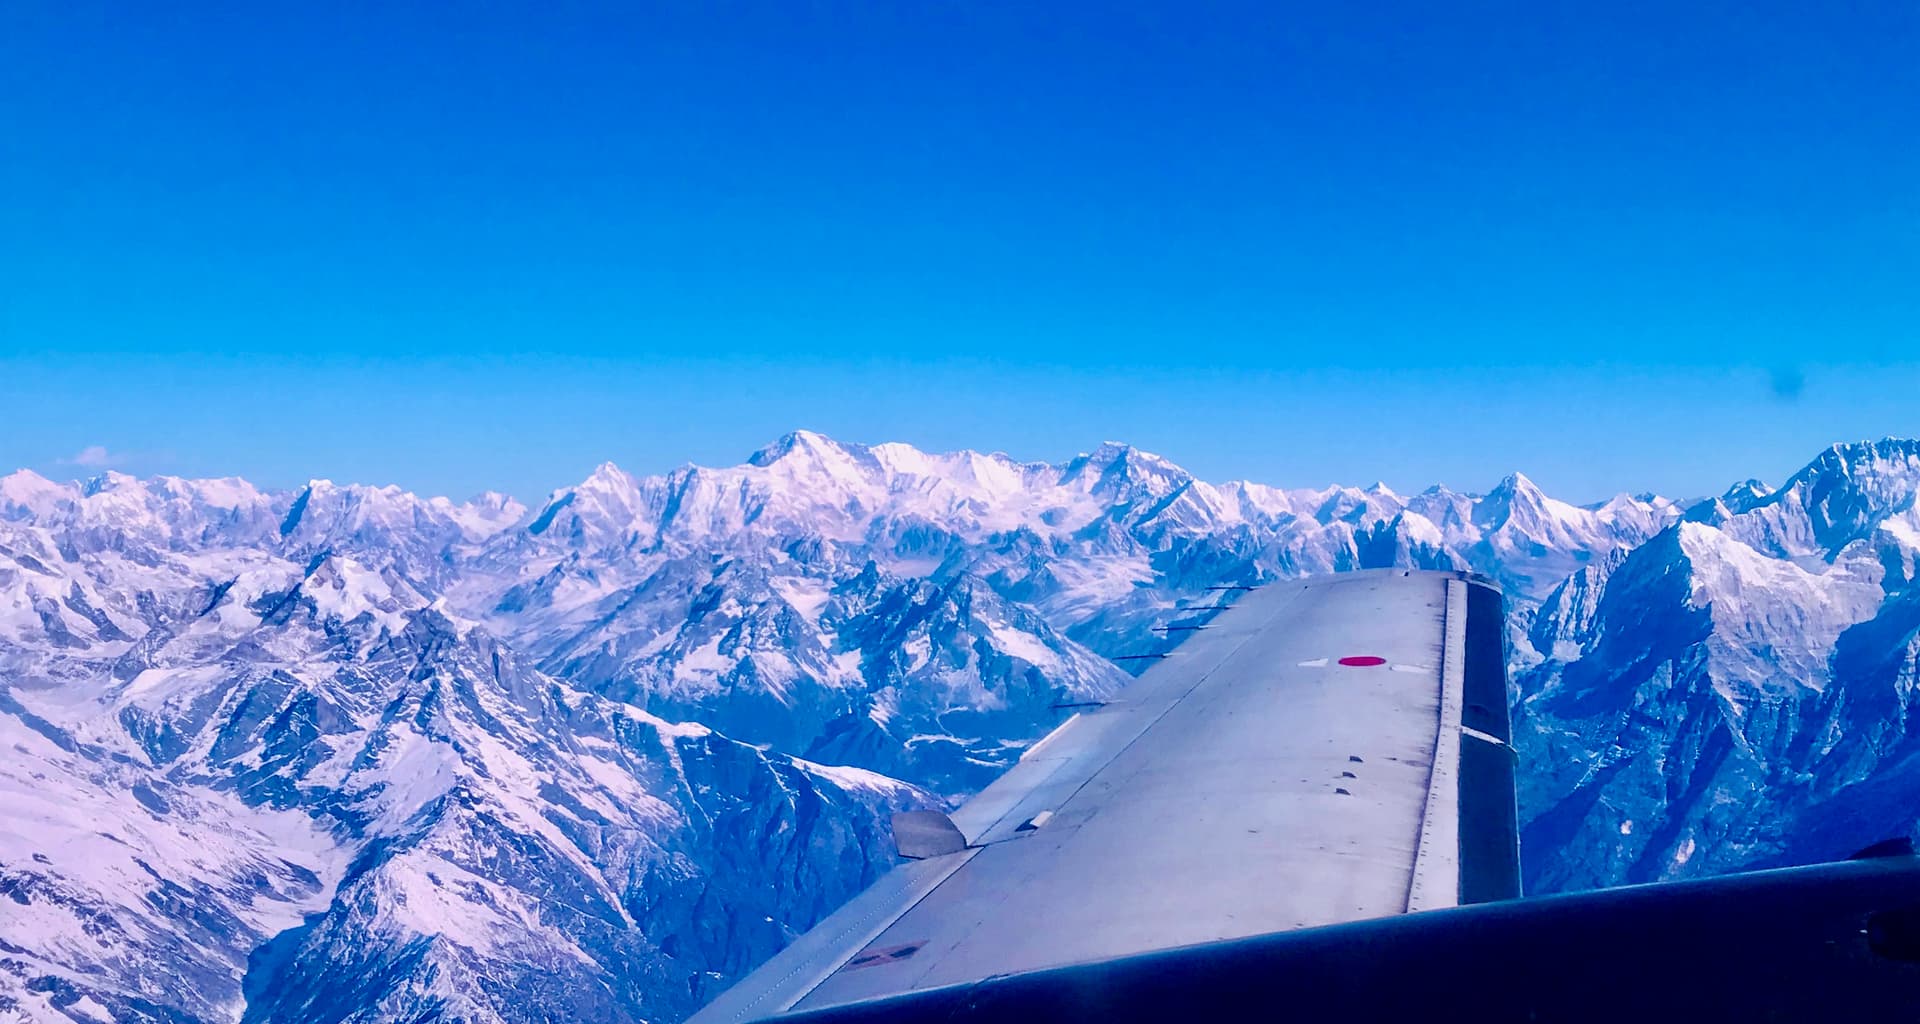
(6, 432, 1920, 1024)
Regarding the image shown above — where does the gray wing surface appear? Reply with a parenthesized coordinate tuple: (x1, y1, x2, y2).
(692, 569, 1517, 1024)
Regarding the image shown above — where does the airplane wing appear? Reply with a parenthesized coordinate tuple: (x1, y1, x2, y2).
(693, 568, 1920, 1022)
(692, 569, 1520, 1022)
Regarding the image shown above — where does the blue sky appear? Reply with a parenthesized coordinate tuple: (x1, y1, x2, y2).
(3, 2, 1915, 502)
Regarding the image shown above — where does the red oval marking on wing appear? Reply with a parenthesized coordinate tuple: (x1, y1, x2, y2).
(1337, 655, 1387, 667)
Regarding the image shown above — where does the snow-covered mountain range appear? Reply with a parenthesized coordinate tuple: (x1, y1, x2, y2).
(5, 432, 1919, 1023)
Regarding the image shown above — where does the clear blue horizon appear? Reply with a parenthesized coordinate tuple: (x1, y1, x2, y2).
(4, 3, 1916, 503)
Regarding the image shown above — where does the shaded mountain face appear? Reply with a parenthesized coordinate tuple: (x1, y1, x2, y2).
(4, 434, 1919, 1023)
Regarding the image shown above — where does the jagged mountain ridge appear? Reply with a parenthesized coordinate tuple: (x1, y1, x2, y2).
(7, 434, 1920, 1023)
(3, 432, 1679, 800)
(470, 433, 1675, 762)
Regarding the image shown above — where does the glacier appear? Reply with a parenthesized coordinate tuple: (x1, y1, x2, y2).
(4, 433, 1920, 1022)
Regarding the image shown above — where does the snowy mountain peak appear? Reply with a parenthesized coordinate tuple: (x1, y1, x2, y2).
(1494, 470, 1544, 498)
(1777, 439, 1920, 512)
(517, 462, 647, 545)
(1822, 437, 1920, 466)
(0, 467, 63, 495)
(1474, 471, 1550, 528)
(469, 489, 520, 512)
(79, 469, 140, 497)
(148, 473, 268, 509)
(1714, 437, 1920, 562)
(1059, 441, 1187, 493)
(0, 468, 73, 518)
(578, 460, 641, 496)
(747, 429, 845, 468)
(1668, 521, 1881, 693)
(1719, 478, 1775, 514)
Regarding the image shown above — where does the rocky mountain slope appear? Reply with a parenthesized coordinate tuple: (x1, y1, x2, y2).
(4, 433, 1919, 1023)
(1516, 439, 1920, 890)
